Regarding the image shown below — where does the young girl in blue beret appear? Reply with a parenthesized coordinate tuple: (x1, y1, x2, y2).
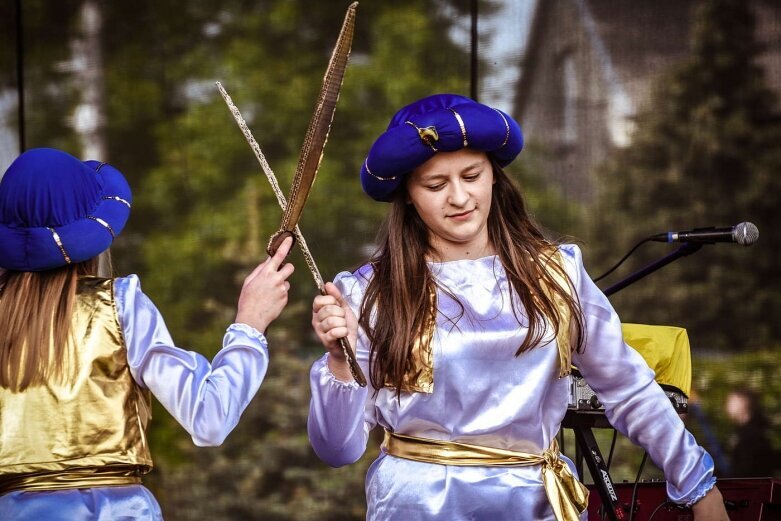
(0, 148, 294, 520)
(308, 94, 728, 520)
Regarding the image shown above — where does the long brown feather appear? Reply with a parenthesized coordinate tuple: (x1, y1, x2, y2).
(268, 2, 358, 255)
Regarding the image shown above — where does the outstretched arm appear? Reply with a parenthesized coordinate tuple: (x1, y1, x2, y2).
(117, 238, 295, 446)
(565, 245, 724, 512)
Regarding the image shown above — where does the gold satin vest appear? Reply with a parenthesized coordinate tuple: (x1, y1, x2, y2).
(0, 277, 153, 493)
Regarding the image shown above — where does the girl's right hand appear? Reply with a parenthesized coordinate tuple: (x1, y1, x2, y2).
(312, 282, 358, 382)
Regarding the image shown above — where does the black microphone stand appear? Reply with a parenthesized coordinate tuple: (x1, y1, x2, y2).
(567, 242, 703, 521)
(603, 242, 702, 297)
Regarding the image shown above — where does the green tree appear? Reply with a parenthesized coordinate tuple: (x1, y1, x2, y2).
(590, 0, 781, 352)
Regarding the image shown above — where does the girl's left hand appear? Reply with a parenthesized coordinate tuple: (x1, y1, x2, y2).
(691, 486, 730, 520)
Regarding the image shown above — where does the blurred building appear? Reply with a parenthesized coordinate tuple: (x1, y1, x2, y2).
(515, 0, 781, 203)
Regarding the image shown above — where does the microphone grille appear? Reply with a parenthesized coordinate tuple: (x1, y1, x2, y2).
(734, 222, 759, 246)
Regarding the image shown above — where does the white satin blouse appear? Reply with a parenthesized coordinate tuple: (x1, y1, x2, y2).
(308, 245, 716, 521)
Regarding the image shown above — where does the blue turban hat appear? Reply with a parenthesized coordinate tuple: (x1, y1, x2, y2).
(360, 93, 523, 201)
(0, 148, 132, 271)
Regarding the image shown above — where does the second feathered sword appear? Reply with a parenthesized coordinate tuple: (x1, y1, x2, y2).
(217, 2, 366, 386)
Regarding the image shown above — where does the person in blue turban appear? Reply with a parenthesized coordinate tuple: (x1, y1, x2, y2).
(307, 94, 728, 520)
(0, 148, 295, 520)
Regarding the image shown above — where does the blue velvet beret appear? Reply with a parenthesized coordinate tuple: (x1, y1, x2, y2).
(360, 93, 523, 201)
(0, 148, 132, 271)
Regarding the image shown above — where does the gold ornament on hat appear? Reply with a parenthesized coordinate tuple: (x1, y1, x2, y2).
(405, 121, 440, 151)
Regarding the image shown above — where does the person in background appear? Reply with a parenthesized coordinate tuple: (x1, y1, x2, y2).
(0, 148, 294, 520)
(725, 388, 778, 477)
(307, 94, 729, 520)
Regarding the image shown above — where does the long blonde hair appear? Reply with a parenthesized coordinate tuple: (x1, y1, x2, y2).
(0, 257, 101, 391)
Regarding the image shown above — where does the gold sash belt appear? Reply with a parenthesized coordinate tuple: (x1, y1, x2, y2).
(382, 430, 588, 521)
(0, 465, 148, 495)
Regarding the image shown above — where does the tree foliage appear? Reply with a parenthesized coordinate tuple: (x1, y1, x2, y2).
(590, 0, 781, 352)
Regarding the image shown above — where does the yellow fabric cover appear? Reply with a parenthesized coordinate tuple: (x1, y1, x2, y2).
(0, 277, 153, 492)
(620, 323, 692, 396)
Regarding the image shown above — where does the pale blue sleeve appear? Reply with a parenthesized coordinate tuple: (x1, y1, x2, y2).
(114, 275, 270, 447)
(307, 268, 376, 467)
(565, 245, 716, 506)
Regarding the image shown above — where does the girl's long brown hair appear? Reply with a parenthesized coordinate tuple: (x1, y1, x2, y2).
(0, 258, 100, 391)
(360, 159, 585, 394)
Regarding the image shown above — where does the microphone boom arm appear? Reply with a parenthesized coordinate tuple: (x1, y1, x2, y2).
(602, 242, 703, 297)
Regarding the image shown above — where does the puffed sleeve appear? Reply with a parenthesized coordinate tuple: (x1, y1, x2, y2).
(308, 267, 376, 467)
(565, 245, 716, 506)
(114, 275, 269, 447)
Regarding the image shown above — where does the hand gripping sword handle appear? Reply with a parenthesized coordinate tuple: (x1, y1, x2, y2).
(321, 284, 367, 387)
(216, 81, 367, 387)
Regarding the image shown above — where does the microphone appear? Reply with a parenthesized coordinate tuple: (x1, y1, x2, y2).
(651, 222, 759, 246)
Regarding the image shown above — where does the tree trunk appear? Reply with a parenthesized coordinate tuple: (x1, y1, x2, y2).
(72, 0, 106, 160)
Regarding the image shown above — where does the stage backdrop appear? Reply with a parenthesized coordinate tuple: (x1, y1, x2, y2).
(1, 1, 779, 519)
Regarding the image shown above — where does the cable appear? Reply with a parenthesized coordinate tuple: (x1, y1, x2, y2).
(628, 451, 648, 521)
(647, 500, 671, 521)
(592, 236, 655, 283)
(469, 0, 478, 102)
(15, 0, 26, 152)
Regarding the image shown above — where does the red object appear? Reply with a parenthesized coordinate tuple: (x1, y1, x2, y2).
(586, 478, 781, 520)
